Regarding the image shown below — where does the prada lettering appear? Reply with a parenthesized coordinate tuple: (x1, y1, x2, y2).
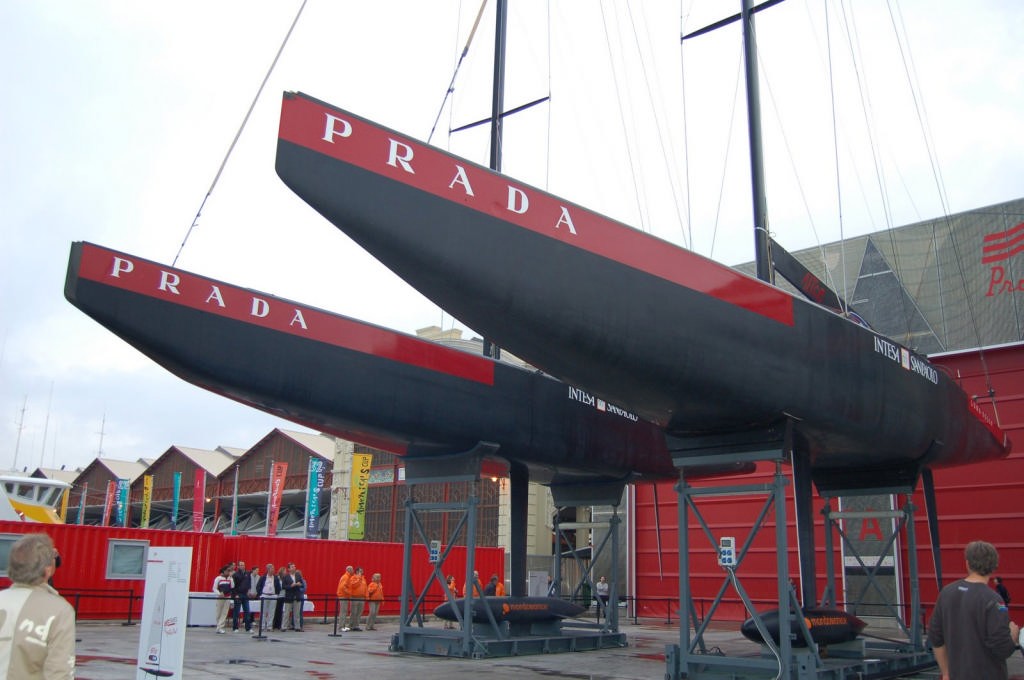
(108, 256, 309, 330)
(322, 113, 578, 235)
(872, 336, 938, 385)
(986, 265, 1024, 297)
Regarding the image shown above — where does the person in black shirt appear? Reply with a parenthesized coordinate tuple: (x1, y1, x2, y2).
(927, 541, 1019, 679)
(231, 560, 253, 632)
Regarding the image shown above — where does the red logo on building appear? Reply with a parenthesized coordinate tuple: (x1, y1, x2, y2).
(982, 222, 1024, 263)
(983, 222, 1024, 296)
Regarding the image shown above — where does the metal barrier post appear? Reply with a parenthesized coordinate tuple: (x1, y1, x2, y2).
(252, 596, 269, 641)
(123, 589, 135, 626)
(328, 597, 343, 637)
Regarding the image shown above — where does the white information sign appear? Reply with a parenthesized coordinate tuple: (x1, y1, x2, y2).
(136, 546, 193, 679)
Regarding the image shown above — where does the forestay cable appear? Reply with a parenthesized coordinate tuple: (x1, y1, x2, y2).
(428, 0, 489, 145)
(172, 0, 309, 267)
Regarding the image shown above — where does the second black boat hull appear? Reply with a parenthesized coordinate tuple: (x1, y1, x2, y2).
(433, 596, 585, 624)
(64, 242, 748, 484)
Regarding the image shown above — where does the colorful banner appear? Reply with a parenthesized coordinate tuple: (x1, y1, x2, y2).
(230, 466, 239, 536)
(115, 478, 131, 527)
(266, 462, 288, 537)
(76, 482, 88, 525)
(101, 480, 116, 526)
(304, 458, 326, 539)
(58, 486, 69, 522)
(171, 472, 181, 528)
(347, 453, 373, 540)
(192, 469, 206, 532)
(140, 475, 153, 528)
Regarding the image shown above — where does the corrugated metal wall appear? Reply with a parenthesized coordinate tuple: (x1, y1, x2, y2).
(0, 522, 503, 621)
(633, 343, 1024, 623)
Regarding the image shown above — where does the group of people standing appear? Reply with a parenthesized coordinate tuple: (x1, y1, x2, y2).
(212, 560, 308, 634)
(335, 565, 384, 631)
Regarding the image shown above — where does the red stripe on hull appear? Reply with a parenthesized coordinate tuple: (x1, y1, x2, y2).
(278, 93, 794, 327)
(75, 243, 495, 387)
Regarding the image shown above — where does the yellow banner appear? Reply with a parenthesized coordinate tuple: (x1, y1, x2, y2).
(347, 453, 373, 539)
(58, 486, 69, 522)
(141, 475, 153, 528)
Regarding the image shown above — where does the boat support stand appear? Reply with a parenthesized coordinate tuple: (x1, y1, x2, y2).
(664, 427, 938, 679)
(549, 479, 629, 644)
(389, 443, 626, 658)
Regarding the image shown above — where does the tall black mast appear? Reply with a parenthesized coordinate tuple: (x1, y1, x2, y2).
(482, 0, 507, 362)
(741, 0, 773, 284)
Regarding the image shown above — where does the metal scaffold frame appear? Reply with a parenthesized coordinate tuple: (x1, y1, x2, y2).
(388, 445, 629, 658)
(665, 428, 938, 679)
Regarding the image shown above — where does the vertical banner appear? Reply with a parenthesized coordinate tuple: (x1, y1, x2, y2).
(230, 466, 239, 536)
(347, 453, 373, 540)
(171, 472, 181, 529)
(140, 475, 153, 529)
(136, 546, 192, 680)
(76, 482, 88, 525)
(58, 487, 69, 522)
(192, 469, 206, 532)
(101, 480, 116, 526)
(115, 478, 131, 527)
(265, 462, 288, 537)
(304, 458, 326, 539)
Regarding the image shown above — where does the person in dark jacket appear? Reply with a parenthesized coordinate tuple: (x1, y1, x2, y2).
(995, 576, 1011, 605)
(231, 560, 253, 632)
(927, 541, 1020, 680)
(273, 566, 289, 630)
(280, 566, 296, 631)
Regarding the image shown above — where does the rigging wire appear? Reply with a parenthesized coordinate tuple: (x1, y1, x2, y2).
(615, 5, 655, 233)
(172, 0, 309, 267)
(598, 1, 647, 233)
(835, 0, 923, 346)
(428, 0, 489, 146)
(885, 1, 949, 351)
(824, 0, 849, 312)
(707, 54, 744, 261)
(757, 57, 844, 306)
(885, 1, 1000, 420)
(678, 4, 694, 252)
(627, 4, 691, 249)
(545, 0, 553, 192)
(438, 0, 482, 334)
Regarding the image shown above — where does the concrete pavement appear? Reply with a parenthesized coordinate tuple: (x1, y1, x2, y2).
(75, 617, 1023, 679)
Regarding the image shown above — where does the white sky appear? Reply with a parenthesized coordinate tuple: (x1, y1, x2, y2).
(1, 1, 1021, 472)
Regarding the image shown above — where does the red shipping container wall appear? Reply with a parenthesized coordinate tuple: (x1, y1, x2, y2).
(633, 343, 1024, 623)
(0, 522, 502, 621)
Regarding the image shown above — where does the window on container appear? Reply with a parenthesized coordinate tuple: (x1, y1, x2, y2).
(0, 534, 21, 576)
(106, 539, 149, 580)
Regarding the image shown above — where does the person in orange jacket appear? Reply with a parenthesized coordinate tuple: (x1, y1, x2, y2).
(366, 573, 384, 630)
(346, 566, 368, 631)
(464, 570, 481, 599)
(336, 565, 353, 631)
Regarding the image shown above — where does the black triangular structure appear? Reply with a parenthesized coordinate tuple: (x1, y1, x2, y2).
(851, 239, 943, 354)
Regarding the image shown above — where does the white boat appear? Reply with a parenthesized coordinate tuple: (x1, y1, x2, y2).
(0, 474, 70, 523)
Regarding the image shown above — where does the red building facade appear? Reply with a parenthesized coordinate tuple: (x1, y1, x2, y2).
(632, 342, 1024, 622)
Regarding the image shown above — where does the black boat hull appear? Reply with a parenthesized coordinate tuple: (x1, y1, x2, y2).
(275, 92, 1009, 485)
(740, 608, 867, 648)
(64, 242, 749, 484)
(433, 596, 585, 623)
